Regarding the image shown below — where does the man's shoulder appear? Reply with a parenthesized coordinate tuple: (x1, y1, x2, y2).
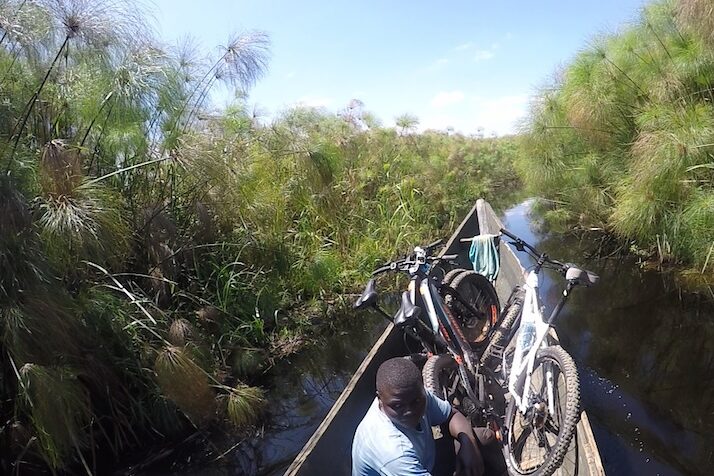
(355, 400, 403, 442)
(353, 400, 409, 459)
(425, 390, 452, 426)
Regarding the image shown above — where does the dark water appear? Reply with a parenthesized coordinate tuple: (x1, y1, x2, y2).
(501, 200, 714, 476)
(256, 313, 388, 476)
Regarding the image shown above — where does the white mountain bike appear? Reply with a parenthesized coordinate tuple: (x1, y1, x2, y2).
(483, 228, 599, 476)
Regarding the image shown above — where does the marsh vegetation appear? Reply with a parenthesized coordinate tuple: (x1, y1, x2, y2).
(518, 0, 714, 275)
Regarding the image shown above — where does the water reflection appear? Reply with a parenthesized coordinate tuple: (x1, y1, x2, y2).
(258, 312, 388, 475)
(501, 200, 714, 476)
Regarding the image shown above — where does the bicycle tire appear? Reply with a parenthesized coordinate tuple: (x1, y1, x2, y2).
(442, 267, 467, 287)
(422, 354, 458, 400)
(481, 287, 524, 368)
(441, 267, 467, 310)
(503, 345, 580, 476)
(423, 353, 480, 424)
(423, 352, 503, 431)
(448, 271, 500, 347)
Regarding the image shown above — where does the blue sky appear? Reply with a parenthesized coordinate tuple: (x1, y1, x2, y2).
(149, 0, 647, 135)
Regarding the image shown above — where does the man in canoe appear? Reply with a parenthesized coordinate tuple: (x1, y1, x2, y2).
(352, 357, 499, 476)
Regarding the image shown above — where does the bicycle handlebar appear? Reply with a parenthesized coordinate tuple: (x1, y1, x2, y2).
(500, 228, 538, 255)
(369, 237, 456, 277)
(424, 238, 444, 254)
(500, 228, 599, 286)
(371, 254, 459, 276)
(371, 260, 403, 276)
(500, 227, 566, 270)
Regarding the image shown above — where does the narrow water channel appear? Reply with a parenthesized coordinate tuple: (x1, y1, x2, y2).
(501, 200, 714, 476)
(140, 200, 714, 475)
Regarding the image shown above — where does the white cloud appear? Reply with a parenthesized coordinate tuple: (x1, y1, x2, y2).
(431, 90, 465, 108)
(285, 71, 296, 79)
(474, 50, 494, 61)
(295, 96, 332, 108)
(470, 95, 529, 135)
(426, 58, 450, 71)
(454, 41, 474, 51)
(418, 94, 529, 136)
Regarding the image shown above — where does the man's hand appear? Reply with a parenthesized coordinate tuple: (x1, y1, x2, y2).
(454, 432, 484, 476)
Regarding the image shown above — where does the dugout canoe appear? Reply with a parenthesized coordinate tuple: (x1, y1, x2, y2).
(284, 199, 605, 476)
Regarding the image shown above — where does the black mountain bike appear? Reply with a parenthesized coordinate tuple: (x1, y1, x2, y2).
(354, 240, 504, 431)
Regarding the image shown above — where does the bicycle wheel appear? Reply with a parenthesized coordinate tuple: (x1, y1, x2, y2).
(480, 287, 524, 369)
(447, 271, 500, 347)
(422, 354, 458, 400)
(442, 267, 467, 287)
(504, 345, 580, 476)
(423, 354, 479, 422)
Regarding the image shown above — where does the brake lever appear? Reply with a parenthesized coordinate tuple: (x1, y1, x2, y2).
(510, 240, 525, 252)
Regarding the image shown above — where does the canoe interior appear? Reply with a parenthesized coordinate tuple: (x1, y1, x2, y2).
(284, 199, 604, 476)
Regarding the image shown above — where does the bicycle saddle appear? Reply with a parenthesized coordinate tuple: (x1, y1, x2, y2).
(565, 265, 599, 287)
(354, 279, 378, 309)
(394, 291, 421, 327)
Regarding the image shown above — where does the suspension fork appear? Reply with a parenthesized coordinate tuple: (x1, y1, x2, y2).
(546, 361, 555, 417)
(519, 282, 575, 416)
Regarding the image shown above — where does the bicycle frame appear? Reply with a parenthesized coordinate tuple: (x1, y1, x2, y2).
(412, 277, 476, 368)
(407, 254, 476, 371)
(354, 244, 498, 418)
(401, 250, 483, 404)
(507, 268, 575, 415)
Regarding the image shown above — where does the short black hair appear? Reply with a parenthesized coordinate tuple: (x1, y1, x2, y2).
(376, 357, 422, 394)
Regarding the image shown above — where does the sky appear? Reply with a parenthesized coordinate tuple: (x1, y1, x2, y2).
(148, 0, 648, 136)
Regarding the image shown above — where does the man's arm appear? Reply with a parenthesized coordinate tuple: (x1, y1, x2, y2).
(447, 409, 484, 476)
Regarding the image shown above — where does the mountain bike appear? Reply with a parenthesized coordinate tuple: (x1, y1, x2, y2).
(353, 240, 504, 430)
(484, 228, 599, 476)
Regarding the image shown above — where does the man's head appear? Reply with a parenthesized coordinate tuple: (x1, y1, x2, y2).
(376, 357, 426, 429)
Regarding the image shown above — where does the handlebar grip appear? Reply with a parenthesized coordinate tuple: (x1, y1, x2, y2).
(425, 239, 444, 252)
(499, 228, 519, 241)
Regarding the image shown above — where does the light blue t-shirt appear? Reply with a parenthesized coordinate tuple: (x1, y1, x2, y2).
(351, 390, 452, 476)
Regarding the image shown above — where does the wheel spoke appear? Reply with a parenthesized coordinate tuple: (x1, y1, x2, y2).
(545, 418, 560, 435)
(511, 421, 532, 461)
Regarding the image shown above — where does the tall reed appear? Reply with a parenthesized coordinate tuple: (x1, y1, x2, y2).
(519, 0, 714, 272)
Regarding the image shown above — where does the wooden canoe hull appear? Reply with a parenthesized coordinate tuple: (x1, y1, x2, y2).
(284, 199, 605, 476)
